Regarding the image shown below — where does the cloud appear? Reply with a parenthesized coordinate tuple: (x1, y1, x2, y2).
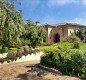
(48, 0, 86, 7)
(48, 0, 77, 6)
(65, 17, 86, 25)
(17, 0, 40, 8)
(82, 0, 86, 5)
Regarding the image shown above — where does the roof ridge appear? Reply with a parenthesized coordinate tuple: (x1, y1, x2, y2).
(44, 22, 86, 27)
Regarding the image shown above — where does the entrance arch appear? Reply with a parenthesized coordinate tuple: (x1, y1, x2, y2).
(54, 33, 60, 43)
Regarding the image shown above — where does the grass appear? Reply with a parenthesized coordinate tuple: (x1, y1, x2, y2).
(40, 42, 71, 53)
(40, 43, 58, 53)
(9, 48, 18, 51)
(0, 47, 18, 54)
(80, 43, 86, 50)
(40, 42, 86, 53)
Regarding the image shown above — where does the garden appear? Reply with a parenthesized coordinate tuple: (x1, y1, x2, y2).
(0, 0, 45, 64)
(0, 0, 86, 80)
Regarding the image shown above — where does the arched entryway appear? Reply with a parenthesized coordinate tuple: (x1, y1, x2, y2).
(54, 33, 60, 43)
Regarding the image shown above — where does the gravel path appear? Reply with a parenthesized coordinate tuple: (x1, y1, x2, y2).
(0, 61, 82, 80)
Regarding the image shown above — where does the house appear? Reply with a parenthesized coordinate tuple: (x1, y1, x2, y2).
(44, 23, 86, 43)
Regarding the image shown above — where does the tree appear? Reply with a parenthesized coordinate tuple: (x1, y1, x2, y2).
(75, 28, 86, 42)
(0, 0, 24, 48)
(21, 20, 46, 48)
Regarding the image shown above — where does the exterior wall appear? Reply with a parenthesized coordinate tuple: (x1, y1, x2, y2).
(51, 27, 62, 42)
(68, 26, 75, 36)
(45, 26, 52, 43)
(45, 24, 86, 43)
(48, 27, 52, 43)
(62, 26, 68, 39)
(45, 26, 68, 43)
(45, 27, 48, 43)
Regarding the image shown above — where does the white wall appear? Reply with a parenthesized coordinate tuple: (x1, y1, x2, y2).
(0, 52, 43, 65)
(68, 26, 75, 36)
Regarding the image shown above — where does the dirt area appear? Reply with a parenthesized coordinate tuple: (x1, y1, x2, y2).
(0, 61, 82, 80)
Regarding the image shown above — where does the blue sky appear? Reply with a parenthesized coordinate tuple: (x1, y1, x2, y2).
(15, 0, 86, 24)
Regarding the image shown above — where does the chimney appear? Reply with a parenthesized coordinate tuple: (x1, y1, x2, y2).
(35, 21, 40, 26)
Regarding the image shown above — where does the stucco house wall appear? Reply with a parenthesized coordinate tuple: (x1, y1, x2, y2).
(68, 26, 75, 36)
(45, 25, 68, 43)
(45, 26, 52, 43)
(44, 23, 86, 43)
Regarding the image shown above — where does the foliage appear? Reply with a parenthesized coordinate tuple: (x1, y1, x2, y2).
(80, 43, 86, 50)
(7, 52, 17, 62)
(9, 48, 18, 51)
(0, 0, 24, 48)
(40, 42, 72, 53)
(20, 38, 30, 46)
(16, 48, 23, 58)
(72, 42, 80, 49)
(0, 1, 46, 49)
(0, 58, 5, 64)
(41, 47, 86, 79)
(42, 42, 55, 46)
(0, 47, 8, 53)
(0, 46, 40, 63)
(75, 28, 86, 42)
(40, 43, 58, 53)
(64, 34, 80, 43)
(21, 20, 46, 48)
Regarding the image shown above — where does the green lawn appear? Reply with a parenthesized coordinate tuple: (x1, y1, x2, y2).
(80, 43, 86, 50)
(40, 42, 86, 53)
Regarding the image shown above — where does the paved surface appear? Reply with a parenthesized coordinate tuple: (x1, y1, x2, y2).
(0, 61, 81, 80)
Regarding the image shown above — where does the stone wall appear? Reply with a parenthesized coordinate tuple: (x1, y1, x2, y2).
(0, 52, 43, 65)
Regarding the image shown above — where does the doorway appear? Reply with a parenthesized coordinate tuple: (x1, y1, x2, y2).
(54, 33, 60, 43)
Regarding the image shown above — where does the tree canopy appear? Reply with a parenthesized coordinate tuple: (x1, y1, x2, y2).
(0, 0, 46, 48)
(75, 28, 86, 42)
(21, 20, 46, 48)
(0, 0, 24, 48)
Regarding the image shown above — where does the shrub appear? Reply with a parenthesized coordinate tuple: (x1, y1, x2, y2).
(64, 34, 80, 43)
(42, 43, 54, 46)
(7, 52, 17, 61)
(0, 58, 5, 64)
(40, 43, 58, 54)
(16, 48, 23, 58)
(0, 47, 8, 53)
(41, 48, 86, 79)
(72, 42, 80, 49)
(20, 38, 30, 46)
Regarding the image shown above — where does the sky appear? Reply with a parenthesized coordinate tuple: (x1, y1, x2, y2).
(15, 0, 86, 24)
